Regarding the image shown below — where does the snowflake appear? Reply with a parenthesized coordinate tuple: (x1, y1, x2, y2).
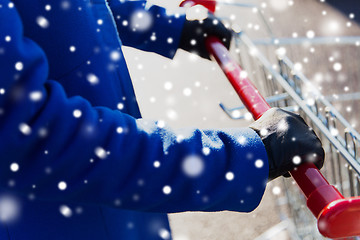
(183, 88, 192, 96)
(162, 185, 171, 195)
(202, 147, 210, 156)
(38, 128, 48, 138)
(110, 50, 121, 61)
(159, 228, 170, 240)
(333, 62, 342, 71)
(36, 16, 50, 28)
(61, 0, 71, 10)
(185, 5, 208, 21)
(59, 205, 72, 217)
(238, 136, 246, 145)
(166, 109, 178, 120)
(272, 186, 281, 195)
(58, 181, 67, 191)
(259, 128, 268, 136)
(10, 163, 19, 172)
(225, 172, 234, 181)
(157, 120, 165, 128)
(116, 127, 123, 134)
(86, 73, 99, 85)
(255, 159, 264, 168)
(19, 123, 31, 135)
(15, 62, 23, 71)
(69, 46, 76, 52)
(153, 161, 161, 168)
(182, 155, 204, 177)
(292, 156, 301, 165)
(164, 82, 173, 90)
(150, 33, 156, 41)
(29, 91, 43, 101)
(117, 103, 124, 110)
(95, 147, 107, 159)
(73, 109, 82, 118)
(0, 195, 20, 223)
(244, 112, 252, 121)
(130, 10, 153, 32)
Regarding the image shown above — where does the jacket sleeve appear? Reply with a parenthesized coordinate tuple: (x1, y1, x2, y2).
(106, 0, 186, 58)
(0, 2, 268, 213)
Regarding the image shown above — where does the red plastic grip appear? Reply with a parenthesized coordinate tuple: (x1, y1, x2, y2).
(205, 36, 270, 119)
(179, 0, 216, 13)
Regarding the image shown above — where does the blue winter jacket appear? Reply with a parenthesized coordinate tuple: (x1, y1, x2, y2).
(0, 0, 269, 239)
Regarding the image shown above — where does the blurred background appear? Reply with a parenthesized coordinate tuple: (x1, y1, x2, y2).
(123, 0, 360, 239)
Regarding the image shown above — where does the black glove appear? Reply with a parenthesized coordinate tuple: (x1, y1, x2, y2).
(249, 108, 325, 181)
(179, 13, 232, 60)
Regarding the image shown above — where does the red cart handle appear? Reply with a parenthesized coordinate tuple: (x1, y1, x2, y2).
(180, 1, 360, 238)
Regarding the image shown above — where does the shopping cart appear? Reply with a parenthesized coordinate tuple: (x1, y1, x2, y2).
(180, 1, 360, 239)
(234, 31, 360, 240)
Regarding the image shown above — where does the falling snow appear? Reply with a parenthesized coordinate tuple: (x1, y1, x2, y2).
(272, 186, 281, 195)
(19, 123, 31, 135)
(95, 147, 107, 159)
(130, 10, 153, 32)
(255, 159, 264, 168)
(10, 163, 19, 172)
(29, 91, 43, 101)
(159, 228, 170, 240)
(202, 147, 210, 156)
(117, 103, 124, 110)
(59, 205, 72, 217)
(15, 62, 23, 71)
(0, 195, 20, 223)
(333, 62, 342, 71)
(69, 46, 76, 52)
(58, 181, 67, 191)
(183, 88, 192, 96)
(162, 185, 171, 194)
(260, 128, 268, 136)
(185, 5, 208, 21)
(182, 155, 204, 177)
(225, 172, 234, 181)
(116, 127, 123, 134)
(73, 109, 82, 118)
(110, 50, 121, 61)
(36, 16, 50, 28)
(292, 156, 301, 165)
(87, 73, 99, 85)
(153, 161, 161, 168)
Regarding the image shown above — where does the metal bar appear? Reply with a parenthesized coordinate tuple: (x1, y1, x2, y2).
(280, 55, 360, 143)
(252, 36, 360, 46)
(238, 32, 360, 175)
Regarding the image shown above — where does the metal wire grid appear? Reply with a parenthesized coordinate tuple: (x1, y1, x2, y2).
(230, 32, 360, 239)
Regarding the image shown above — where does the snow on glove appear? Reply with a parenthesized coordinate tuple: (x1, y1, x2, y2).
(179, 12, 232, 59)
(249, 108, 325, 181)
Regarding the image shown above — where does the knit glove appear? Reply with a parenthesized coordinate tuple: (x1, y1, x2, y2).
(250, 108, 325, 181)
(179, 13, 232, 59)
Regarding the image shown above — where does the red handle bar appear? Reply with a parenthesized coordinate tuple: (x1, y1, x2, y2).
(180, 1, 360, 238)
